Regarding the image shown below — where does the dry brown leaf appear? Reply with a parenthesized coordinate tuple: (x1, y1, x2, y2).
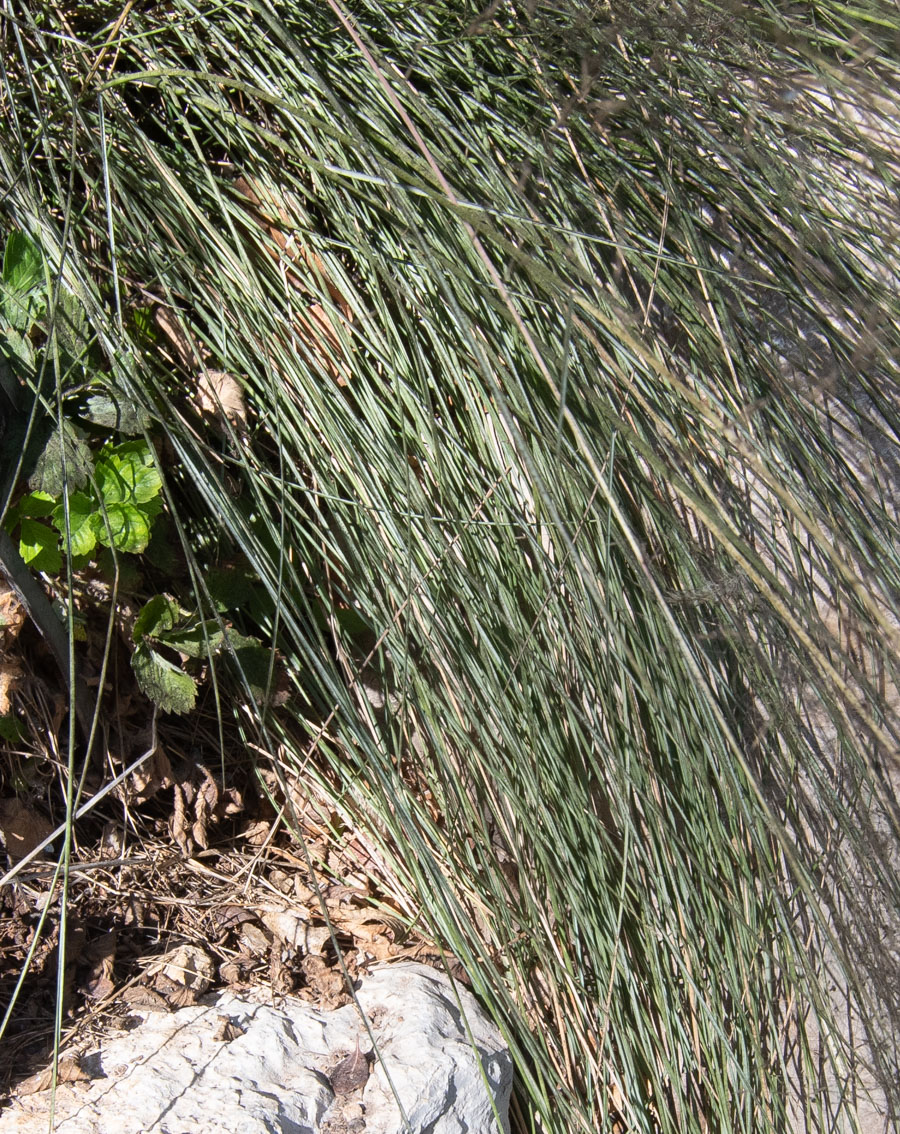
(122, 898, 146, 927)
(294, 303, 351, 386)
(0, 582, 26, 647)
(0, 798, 54, 861)
(0, 659, 23, 714)
(198, 369, 248, 428)
(233, 177, 351, 309)
(121, 984, 170, 1011)
(191, 818, 208, 851)
(191, 767, 219, 851)
(233, 175, 353, 384)
(15, 1055, 89, 1096)
(81, 929, 117, 1000)
(171, 767, 242, 856)
(212, 1014, 245, 1042)
(220, 956, 253, 986)
(191, 768, 215, 849)
(237, 922, 271, 956)
(129, 744, 173, 801)
(153, 306, 209, 371)
(242, 819, 271, 846)
(328, 908, 407, 963)
(157, 978, 201, 1008)
(329, 1039, 370, 1096)
(171, 782, 191, 856)
(155, 944, 215, 995)
(161, 983, 195, 1010)
(99, 820, 123, 859)
(269, 944, 294, 997)
(213, 905, 256, 933)
(302, 926, 334, 957)
(259, 907, 311, 949)
(221, 785, 244, 815)
(266, 867, 294, 894)
(300, 955, 349, 1010)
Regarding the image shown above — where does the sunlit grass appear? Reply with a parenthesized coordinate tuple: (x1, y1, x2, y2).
(1, 1, 898, 1130)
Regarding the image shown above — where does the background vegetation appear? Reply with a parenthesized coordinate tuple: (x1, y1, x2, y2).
(1, 1, 898, 1131)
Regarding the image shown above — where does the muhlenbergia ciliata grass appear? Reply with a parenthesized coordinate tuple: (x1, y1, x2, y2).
(1, 2, 898, 1130)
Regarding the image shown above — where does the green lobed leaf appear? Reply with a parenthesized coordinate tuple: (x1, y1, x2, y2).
(155, 621, 225, 658)
(133, 595, 182, 642)
(95, 440, 161, 505)
(51, 491, 97, 558)
(95, 546, 142, 592)
(2, 328, 35, 370)
(54, 288, 88, 355)
(16, 491, 56, 518)
(223, 630, 276, 705)
(131, 641, 197, 715)
(1, 231, 44, 332)
(2, 231, 43, 294)
(18, 517, 61, 574)
(143, 516, 179, 573)
(137, 495, 163, 523)
(92, 501, 151, 553)
(0, 716, 24, 742)
(129, 306, 157, 341)
(204, 566, 256, 613)
(133, 597, 222, 657)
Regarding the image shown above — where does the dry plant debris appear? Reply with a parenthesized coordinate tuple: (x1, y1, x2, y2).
(0, 798, 54, 862)
(13, 1053, 91, 1096)
(0, 679, 447, 1101)
(0, 584, 25, 718)
(328, 1036, 371, 1096)
(0, 590, 414, 1092)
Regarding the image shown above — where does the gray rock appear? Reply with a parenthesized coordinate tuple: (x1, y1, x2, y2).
(3, 962, 512, 1134)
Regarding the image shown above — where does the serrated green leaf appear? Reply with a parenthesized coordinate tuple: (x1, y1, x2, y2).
(2, 290, 44, 334)
(3, 231, 43, 294)
(28, 422, 93, 496)
(138, 495, 163, 523)
(143, 516, 178, 573)
(19, 517, 61, 573)
(2, 328, 35, 369)
(222, 630, 258, 651)
(133, 595, 181, 641)
(223, 630, 276, 704)
(156, 620, 225, 658)
(52, 491, 97, 557)
(83, 392, 151, 435)
(2, 232, 44, 332)
(96, 440, 161, 505)
(93, 501, 151, 553)
(131, 642, 196, 714)
(18, 491, 57, 518)
(54, 288, 88, 351)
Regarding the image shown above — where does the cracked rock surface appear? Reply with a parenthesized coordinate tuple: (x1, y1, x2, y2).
(2, 962, 512, 1134)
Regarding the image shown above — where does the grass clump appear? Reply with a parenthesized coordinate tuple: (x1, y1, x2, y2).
(1, 1, 898, 1131)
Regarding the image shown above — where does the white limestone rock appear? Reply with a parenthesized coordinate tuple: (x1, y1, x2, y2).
(3, 962, 512, 1134)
